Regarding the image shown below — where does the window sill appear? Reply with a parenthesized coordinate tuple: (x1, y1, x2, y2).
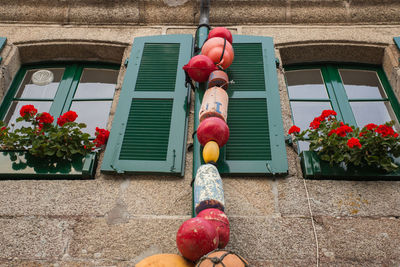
(0, 150, 97, 180)
(300, 151, 400, 180)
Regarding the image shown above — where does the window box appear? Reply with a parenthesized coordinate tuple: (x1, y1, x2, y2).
(0, 150, 97, 179)
(300, 151, 400, 180)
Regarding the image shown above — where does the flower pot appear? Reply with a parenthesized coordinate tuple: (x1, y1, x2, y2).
(300, 151, 400, 180)
(0, 150, 97, 179)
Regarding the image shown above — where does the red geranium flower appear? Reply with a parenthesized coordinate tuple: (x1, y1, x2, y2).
(364, 123, 378, 131)
(288, 125, 300, 134)
(328, 129, 337, 136)
(375, 125, 395, 137)
(320, 110, 337, 120)
(347, 137, 362, 148)
(62, 111, 78, 122)
(336, 125, 353, 137)
(36, 112, 54, 125)
(57, 116, 67, 127)
(93, 127, 110, 147)
(309, 117, 322, 129)
(57, 111, 78, 127)
(19, 105, 38, 117)
(1, 126, 6, 131)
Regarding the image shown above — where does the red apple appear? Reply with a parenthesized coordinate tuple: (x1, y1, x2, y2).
(197, 117, 229, 147)
(197, 208, 230, 249)
(176, 217, 219, 262)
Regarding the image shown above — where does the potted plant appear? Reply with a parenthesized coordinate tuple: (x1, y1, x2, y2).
(288, 110, 400, 179)
(0, 104, 109, 179)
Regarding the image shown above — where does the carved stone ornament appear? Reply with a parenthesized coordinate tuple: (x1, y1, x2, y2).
(31, 70, 54, 86)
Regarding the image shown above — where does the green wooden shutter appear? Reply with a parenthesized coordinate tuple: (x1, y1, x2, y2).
(101, 35, 193, 175)
(394, 37, 400, 51)
(0, 37, 6, 64)
(194, 35, 288, 175)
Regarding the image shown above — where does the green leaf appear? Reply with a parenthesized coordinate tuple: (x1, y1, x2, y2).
(56, 150, 64, 158)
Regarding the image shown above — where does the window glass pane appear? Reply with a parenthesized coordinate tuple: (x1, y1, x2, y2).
(290, 101, 332, 131)
(350, 101, 398, 129)
(339, 70, 387, 99)
(70, 101, 112, 136)
(5, 101, 52, 128)
(286, 70, 329, 99)
(73, 68, 118, 99)
(15, 69, 64, 99)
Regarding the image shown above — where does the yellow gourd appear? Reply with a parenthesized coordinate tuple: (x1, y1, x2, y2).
(202, 141, 220, 163)
(135, 254, 194, 267)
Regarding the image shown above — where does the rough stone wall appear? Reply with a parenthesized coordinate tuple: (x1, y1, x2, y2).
(1, 1, 400, 266)
(1, 0, 400, 25)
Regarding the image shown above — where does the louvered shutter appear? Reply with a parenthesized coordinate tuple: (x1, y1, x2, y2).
(395, 37, 400, 50)
(0, 37, 6, 63)
(101, 35, 193, 175)
(194, 35, 288, 175)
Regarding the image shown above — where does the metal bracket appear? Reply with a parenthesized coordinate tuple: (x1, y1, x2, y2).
(170, 149, 176, 172)
(266, 163, 276, 176)
(124, 58, 129, 67)
(285, 135, 293, 146)
(275, 57, 280, 68)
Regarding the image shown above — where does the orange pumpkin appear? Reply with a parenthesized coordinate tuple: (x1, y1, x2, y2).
(135, 254, 194, 267)
(196, 250, 248, 267)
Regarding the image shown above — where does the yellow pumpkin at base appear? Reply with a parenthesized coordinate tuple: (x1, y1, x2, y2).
(135, 254, 194, 267)
(203, 141, 220, 164)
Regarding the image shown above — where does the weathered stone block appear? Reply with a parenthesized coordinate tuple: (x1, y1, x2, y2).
(0, 218, 73, 260)
(277, 176, 310, 216)
(69, 217, 188, 261)
(69, 1, 140, 25)
(142, 1, 194, 24)
(290, 0, 348, 24)
(350, 0, 400, 23)
(207, 1, 286, 25)
(223, 177, 276, 216)
(122, 177, 192, 216)
(305, 180, 400, 217)
(227, 216, 316, 262)
(316, 217, 400, 265)
(0, 179, 119, 217)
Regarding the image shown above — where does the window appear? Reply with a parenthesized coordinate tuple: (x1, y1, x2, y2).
(285, 64, 400, 179)
(193, 35, 288, 176)
(285, 64, 400, 152)
(1, 63, 119, 136)
(0, 63, 119, 179)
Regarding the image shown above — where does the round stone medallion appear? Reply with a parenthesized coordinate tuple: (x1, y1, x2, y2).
(32, 70, 54, 86)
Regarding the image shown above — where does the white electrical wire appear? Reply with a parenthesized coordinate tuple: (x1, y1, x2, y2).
(303, 178, 320, 267)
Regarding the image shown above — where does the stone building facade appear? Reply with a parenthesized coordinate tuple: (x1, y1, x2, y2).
(1, 0, 400, 266)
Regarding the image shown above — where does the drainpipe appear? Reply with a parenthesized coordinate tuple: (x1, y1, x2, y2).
(195, 0, 210, 53)
(192, 0, 210, 217)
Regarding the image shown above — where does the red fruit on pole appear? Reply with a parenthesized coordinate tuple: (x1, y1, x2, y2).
(208, 27, 233, 44)
(197, 208, 230, 249)
(183, 55, 218, 83)
(197, 117, 230, 147)
(176, 217, 219, 262)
